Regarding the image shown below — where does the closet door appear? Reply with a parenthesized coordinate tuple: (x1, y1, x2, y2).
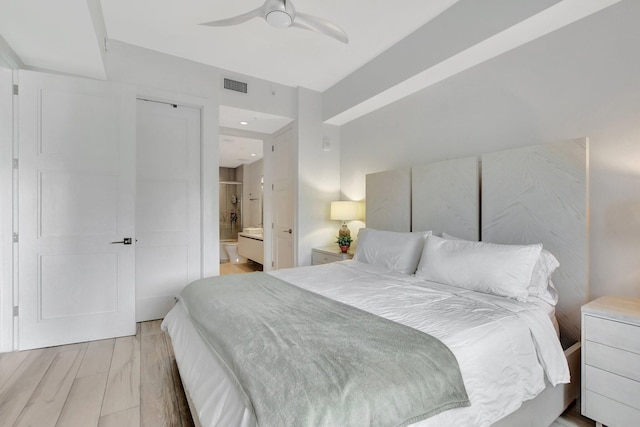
(18, 70, 136, 350)
(135, 99, 201, 321)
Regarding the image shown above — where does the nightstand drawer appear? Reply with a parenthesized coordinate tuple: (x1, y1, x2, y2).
(311, 247, 353, 265)
(584, 315, 640, 354)
(585, 341, 640, 382)
(312, 252, 342, 265)
(585, 365, 640, 409)
(584, 390, 640, 427)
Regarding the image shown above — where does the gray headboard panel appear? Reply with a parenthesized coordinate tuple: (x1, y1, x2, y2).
(411, 157, 479, 240)
(365, 168, 411, 232)
(481, 139, 588, 346)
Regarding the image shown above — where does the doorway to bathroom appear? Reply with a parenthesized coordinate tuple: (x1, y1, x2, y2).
(219, 134, 264, 275)
(218, 105, 294, 275)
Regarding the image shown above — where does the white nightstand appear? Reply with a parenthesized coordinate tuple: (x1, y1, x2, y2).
(311, 245, 354, 265)
(581, 296, 640, 427)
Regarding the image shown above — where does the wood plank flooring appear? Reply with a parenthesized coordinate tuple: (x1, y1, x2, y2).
(219, 261, 262, 276)
(0, 321, 193, 427)
(0, 320, 594, 427)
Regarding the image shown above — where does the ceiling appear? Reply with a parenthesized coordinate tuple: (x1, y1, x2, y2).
(219, 134, 264, 169)
(0, 0, 625, 124)
(218, 105, 292, 168)
(0, 0, 458, 91)
(100, 0, 459, 92)
(219, 105, 293, 134)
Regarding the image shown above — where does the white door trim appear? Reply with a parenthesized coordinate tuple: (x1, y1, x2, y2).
(0, 66, 15, 352)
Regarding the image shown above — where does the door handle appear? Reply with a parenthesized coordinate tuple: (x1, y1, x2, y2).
(283, 229, 292, 234)
(111, 238, 133, 245)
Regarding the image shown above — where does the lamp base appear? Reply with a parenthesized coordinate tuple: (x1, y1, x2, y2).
(338, 223, 351, 238)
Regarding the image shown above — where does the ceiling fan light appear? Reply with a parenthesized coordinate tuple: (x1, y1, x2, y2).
(266, 10, 293, 28)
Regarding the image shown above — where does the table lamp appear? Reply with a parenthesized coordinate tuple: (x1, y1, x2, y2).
(330, 201, 362, 237)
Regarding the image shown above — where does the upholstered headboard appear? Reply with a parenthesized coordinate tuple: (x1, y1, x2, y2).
(482, 139, 588, 346)
(364, 139, 588, 345)
(412, 157, 479, 241)
(365, 168, 411, 232)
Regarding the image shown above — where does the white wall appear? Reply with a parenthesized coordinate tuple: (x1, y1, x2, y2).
(105, 41, 221, 278)
(297, 88, 341, 266)
(220, 70, 296, 120)
(339, 1, 640, 299)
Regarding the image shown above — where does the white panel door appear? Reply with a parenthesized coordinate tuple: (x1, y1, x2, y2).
(135, 100, 201, 321)
(272, 127, 295, 269)
(18, 70, 136, 350)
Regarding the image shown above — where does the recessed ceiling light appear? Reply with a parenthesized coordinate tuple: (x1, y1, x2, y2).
(250, 153, 256, 157)
(240, 121, 248, 125)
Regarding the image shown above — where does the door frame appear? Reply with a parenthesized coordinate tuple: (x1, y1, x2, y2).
(218, 125, 274, 270)
(135, 88, 219, 280)
(0, 66, 16, 352)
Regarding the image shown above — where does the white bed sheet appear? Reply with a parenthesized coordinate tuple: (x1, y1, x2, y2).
(162, 260, 568, 427)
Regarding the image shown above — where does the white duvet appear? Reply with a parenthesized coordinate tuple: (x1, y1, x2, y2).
(162, 260, 569, 427)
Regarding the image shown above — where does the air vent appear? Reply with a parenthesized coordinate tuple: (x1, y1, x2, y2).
(224, 78, 248, 94)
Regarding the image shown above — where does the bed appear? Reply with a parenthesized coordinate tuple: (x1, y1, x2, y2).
(162, 138, 588, 427)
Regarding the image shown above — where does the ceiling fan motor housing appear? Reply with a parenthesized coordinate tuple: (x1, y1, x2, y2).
(265, 0, 295, 28)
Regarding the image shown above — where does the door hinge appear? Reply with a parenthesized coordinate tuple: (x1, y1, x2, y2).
(12, 159, 18, 169)
(12, 232, 18, 243)
(12, 84, 18, 95)
(272, 261, 274, 267)
(271, 223, 274, 229)
(271, 145, 274, 152)
(271, 184, 274, 190)
(13, 306, 18, 316)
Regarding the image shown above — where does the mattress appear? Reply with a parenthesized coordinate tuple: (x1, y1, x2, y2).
(162, 260, 568, 427)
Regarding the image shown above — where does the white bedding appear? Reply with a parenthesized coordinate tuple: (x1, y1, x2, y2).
(162, 260, 569, 427)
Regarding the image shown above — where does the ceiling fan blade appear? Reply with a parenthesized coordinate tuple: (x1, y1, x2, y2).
(200, 6, 265, 27)
(293, 12, 349, 44)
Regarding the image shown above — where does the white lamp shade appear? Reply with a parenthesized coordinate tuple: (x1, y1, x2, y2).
(330, 201, 362, 221)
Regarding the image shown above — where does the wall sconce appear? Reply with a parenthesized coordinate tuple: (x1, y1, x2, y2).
(330, 201, 363, 238)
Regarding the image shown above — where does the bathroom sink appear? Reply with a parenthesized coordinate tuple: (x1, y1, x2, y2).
(243, 227, 263, 234)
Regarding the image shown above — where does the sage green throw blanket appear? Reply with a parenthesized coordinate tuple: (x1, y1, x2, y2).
(179, 272, 469, 427)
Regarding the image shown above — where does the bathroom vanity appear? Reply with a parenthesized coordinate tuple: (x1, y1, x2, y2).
(238, 228, 264, 265)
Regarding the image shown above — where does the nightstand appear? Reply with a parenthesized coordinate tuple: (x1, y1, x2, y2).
(581, 296, 640, 427)
(311, 245, 354, 265)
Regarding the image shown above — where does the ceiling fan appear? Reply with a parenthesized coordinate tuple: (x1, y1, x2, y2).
(200, 0, 349, 44)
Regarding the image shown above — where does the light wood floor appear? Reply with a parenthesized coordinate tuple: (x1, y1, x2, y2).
(220, 261, 263, 276)
(0, 320, 193, 427)
(0, 319, 595, 427)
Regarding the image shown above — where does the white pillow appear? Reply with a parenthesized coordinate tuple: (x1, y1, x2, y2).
(415, 235, 542, 301)
(443, 233, 560, 304)
(538, 279, 560, 306)
(354, 228, 431, 275)
(528, 249, 560, 304)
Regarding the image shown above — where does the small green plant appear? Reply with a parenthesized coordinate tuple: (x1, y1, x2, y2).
(336, 235, 353, 246)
